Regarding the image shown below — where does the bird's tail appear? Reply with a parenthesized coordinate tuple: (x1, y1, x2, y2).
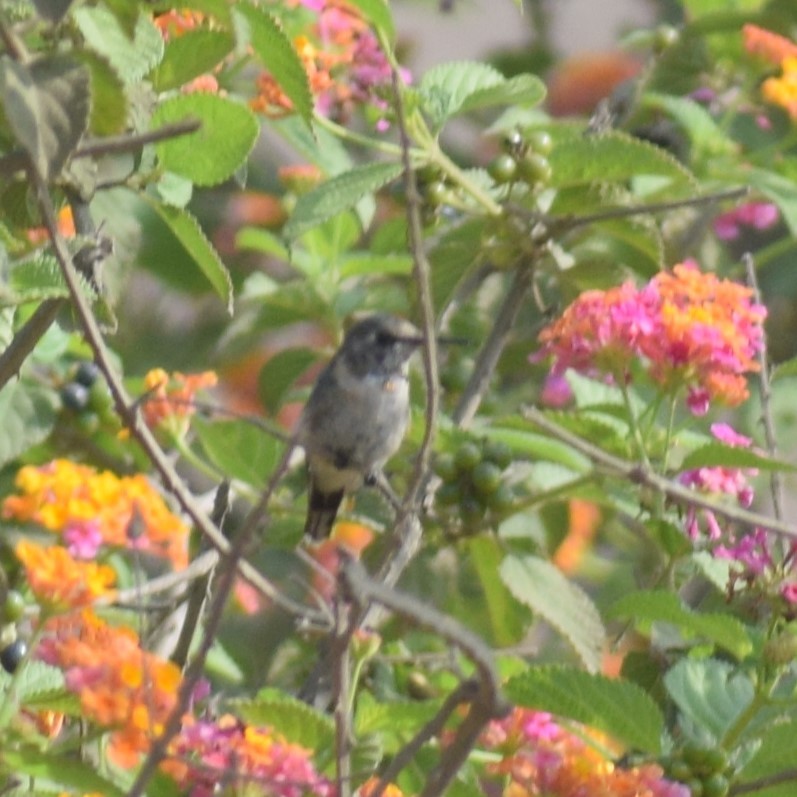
(304, 486, 345, 540)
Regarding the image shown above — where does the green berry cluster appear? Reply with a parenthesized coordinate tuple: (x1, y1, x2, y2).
(487, 129, 553, 189)
(662, 744, 731, 797)
(1, 589, 27, 674)
(434, 438, 516, 532)
(59, 360, 118, 435)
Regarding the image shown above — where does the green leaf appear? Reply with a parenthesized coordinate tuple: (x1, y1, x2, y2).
(283, 161, 404, 240)
(0, 55, 90, 180)
(609, 590, 752, 660)
(0, 380, 57, 467)
(77, 50, 128, 136)
(338, 252, 413, 278)
(193, 418, 283, 487)
(6, 254, 69, 303)
(469, 536, 526, 646)
(419, 62, 542, 130)
(0, 660, 64, 705)
(235, 3, 313, 129)
(499, 554, 605, 672)
(548, 129, 696, 188)
(0, 748, 126, 797)
(151, 93, 258, 187)
(505, 664, 663, 753)
(664, 658, 754, 741)
(643, 92, 735, 160)
(355, 695, 442, 737)
(234, 687, 335, 750)
(344, 0, 395, 42)
(485, 420, 592, 472)
(144, 199, 232, 310)
(737, 720, 797, 797)
(459, 73, 545, 115)
(258, 347, 317, 415)
(73, 6, 164, 84)
(236, 227, 290, 260)
(679, 442, 796, 472)
(747, 167, 797, 235)
(152, 30, 234, 91)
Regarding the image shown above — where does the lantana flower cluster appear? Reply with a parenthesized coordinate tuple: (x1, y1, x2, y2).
(2, 458, 189, 569)
(141, 368, 218, 437)
(252, 0, 406, 124)
(678, 423, 797, 604)
(480, 707, 688, 797)
(743, 24, 797, 120)
(536, 262, 766, 415)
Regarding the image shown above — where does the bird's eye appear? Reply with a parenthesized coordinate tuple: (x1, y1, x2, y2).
(375, 330, 394, 346)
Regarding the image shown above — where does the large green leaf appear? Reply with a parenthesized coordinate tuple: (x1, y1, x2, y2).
(144, 199, 233, 310)
(548, 129, 696, 188)
(500, 554, 605, 672)
(664, 658, 754, 741)
(193, 418, 283, 488)
(151, 29, 234, 91)
(151, 93, 258, 187)
(484, 420, 592, 472)
(77, 50, 128, 135)
(506, 664, 664, 753)
(679, 442, 796, 472)
(0, 55, 90, 180)
(235, 3, 313, 129)
(0, 380, 58, 467)
(73, 6, 164, 84)
(283, 161, 404, 240)
(737, 720, 797, 797)
(610, 590, 753, 660)
(419, 61, 544, 130)
(234, 688, 335, 750)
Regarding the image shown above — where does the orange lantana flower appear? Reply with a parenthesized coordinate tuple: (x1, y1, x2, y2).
(15, 541, 116, 609)
(141, 368, 217, 436)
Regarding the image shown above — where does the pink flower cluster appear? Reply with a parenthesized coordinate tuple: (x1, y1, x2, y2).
(164, 714, 334, 797)
(536, 262, 767, 414)
(713, 202, 779, 241)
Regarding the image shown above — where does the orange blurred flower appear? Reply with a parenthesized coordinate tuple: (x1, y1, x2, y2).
(153, 8, 205, 40)
(141, 368, 218, 437)
(762, 56, 797, 120)
(359, 776, 404, 797)
(3, 459, 189, 569)
(15, 541, 116, 609)
(743, 23, 797, 65)
(39, 609, 182, 769)
(26, 206, 75, 245)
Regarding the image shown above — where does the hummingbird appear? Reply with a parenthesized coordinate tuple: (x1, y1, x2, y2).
(297, 314, 424, 540)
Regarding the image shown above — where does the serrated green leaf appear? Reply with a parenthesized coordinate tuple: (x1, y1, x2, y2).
(74, 6, 164, 84)
(355, 694, 442, 737)
(258, 347, 317, 415)
(679, 442, 796, 472)
(737, 720, 797, 797)
(505, 664, 664, 753)
(77, 50, 128, 135)
(664, 658, 754, 741)
(7, 255, 69, 303)
(345, 0, 395, 42)
(0, 748, 126, 796)
(283, 161, 404, 240)
(0, 380, 57, 467)
(236, 3, 313, 129)
(548, 129, 696, 188)
(0, 660, 64, 705)
(420, 61, 507, 129)
(500, 555, 605, 672)
(459, 73, 545, 115)
(609, 590, 752, 659)
(643, 92, 735, 160)
(193, 418, 283, 487)
(151, 93, 258, 187)
(151, 30, 233, 91)
(429, 218, 485, 312)
(0, 55, 90, 180)
(144, 199, 232, 309)
(234, 687, 335, 750)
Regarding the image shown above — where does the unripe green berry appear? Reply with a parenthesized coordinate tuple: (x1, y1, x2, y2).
(2, 590, 25, 622)
(455, 442, 482, 472)
(488, 153, 518, 184)
(483, 439, 512, 469)
(527, 130, 553, 155)
(434, 453, 457, 483)
(518, 152, 552, 185)
(471, 461, 503, 497)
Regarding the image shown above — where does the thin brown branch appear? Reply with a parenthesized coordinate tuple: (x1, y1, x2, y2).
(730, 768, 797, 796)
(523, 405, 797, 540)
(744, 252, 783, 521)
(74, 118, 202, 159)
(452, 262, 534, 428)
(0, 298, 64, 391)
(332, 600, 354, 797)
